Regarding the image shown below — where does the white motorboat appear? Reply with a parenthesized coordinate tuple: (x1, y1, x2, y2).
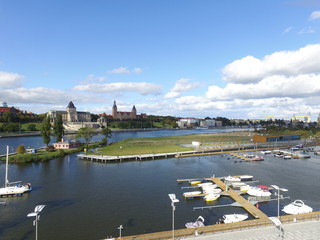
(200, 184, 217, 190)
(261, 150, 272, 154)
(220, 214, 248, 223)
(282, 200, 313, 215)
(283, 155, 292, 159)
(185, 216, 205, 228)
(224, 176, 241, 182)
(183, 191, 202, 198)
(247, 187, 271, 197)
(0, 146, 32, 197)
(239, 175, 253, 181)
(197, 182, 213, 187)
(232, 183, 251, 192)
(204, 193, 220, 202)
(203, 187, 222, 194)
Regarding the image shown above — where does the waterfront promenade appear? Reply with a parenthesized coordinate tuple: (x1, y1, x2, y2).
(181, 219, 320, 240)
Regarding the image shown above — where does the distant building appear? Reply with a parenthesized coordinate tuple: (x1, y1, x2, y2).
(53, 138, 81, 149)
(253, 135, 301, 143)
(112, 100, 146, 120)
(0, 102, 21, 116)
(48, 101, 91, 123)
(176, 118, 199, 128)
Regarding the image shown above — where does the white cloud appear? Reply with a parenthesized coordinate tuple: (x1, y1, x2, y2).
(133, 68, 143, 74)
(74, 82, 162, 95)
(108, 67, 130, 74)
(298, 27, 316, 34)
(2, 87, 105, 106)
(283, 27, 293, 33)
(164, 78, 200, 99)
(0, 71, 24, 88)
(309, 11, 320, 21)
(207, 74, 320, 101)
(222, 44, 320, 83)
(107, 67, 143, 74)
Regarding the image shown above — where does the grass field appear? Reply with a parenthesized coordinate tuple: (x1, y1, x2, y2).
(94, 131, 253, 156)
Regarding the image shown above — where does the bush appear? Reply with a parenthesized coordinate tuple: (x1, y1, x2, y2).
(46, 145, 55, 152)
(58, 149, 65, 156)
(16, 144, 26, 154)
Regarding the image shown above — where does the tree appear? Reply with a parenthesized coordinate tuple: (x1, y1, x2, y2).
(27, 123, 37, 131)
(41, 116, 51, 147)
(101, 127, 112, 145)
(53, 114, 64, 142)
(17, 144, 26, 154)
(76, 127, 95, 152)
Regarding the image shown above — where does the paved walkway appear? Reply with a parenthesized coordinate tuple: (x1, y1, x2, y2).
(181, 220, 320, 240)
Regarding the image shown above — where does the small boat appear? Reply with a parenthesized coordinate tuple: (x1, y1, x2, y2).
(190, 180, 202, 185)
(203, 187, 222, 194)
(203, 193, 220, 202)
(0, 146, 32, 197)
(239, 175, 253, 181)
(185, 216, 205, 228)
(283, 155, 292, 159)
(224, 176, 241, 182)
(247, 187, 271, 197)
(282, 200, 313, 215)
(261, 150, 272, 154)
(251, 156, 264, 161)
(200, 184, 217, 190)
(197, 182, 213, 187)
(183, 191, 202, 198)
(220, 214, 248, 223)
(232, 182, 250, 192)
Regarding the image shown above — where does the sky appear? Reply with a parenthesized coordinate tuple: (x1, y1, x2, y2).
(1, 0, 320, 120)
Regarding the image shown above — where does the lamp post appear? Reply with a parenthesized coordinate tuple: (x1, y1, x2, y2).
(118, 225, 123, 239)
(168, 194, 179, 240)
(27, 205, 46, 240)
(271, 185, 288, 237)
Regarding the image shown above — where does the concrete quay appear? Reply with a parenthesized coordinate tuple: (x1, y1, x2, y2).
(181, 219, 320, 240)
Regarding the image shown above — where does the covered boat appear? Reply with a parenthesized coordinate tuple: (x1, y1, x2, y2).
(203, 193, 220, 202)
(220, 214, 248, 223)
(185, 216, 205, 228)
(282, 200, 313, 215)
(247, 187, 271, 197)
(224, 176, 241, 182)
(183, 191, 202, 198)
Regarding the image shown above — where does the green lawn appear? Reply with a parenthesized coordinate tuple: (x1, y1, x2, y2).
(93, 132, 253, 156)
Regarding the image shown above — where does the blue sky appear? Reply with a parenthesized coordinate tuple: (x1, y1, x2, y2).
(1, 0, 320, 120)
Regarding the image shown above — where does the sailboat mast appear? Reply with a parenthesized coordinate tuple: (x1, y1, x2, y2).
(5, 145, 9, 188)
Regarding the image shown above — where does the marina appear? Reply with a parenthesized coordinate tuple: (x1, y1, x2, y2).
(1, 130, 320, 239)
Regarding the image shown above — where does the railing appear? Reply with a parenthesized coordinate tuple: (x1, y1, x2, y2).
(121, 212, 320, 240)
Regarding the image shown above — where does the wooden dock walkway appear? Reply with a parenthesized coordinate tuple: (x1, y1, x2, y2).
(178, 177, 269, 220)
(229, 153, 251, 161)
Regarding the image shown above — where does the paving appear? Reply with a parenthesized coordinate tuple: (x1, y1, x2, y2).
(181, 220, 320, 240)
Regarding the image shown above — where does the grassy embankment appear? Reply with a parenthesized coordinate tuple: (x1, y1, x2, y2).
(93, 131, 253, 156)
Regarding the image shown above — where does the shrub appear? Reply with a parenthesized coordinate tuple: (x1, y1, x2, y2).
(16, 144, 26, 154)
(46, 145, 55, 152)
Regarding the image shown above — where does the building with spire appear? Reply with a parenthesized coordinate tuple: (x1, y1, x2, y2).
(112, 101, 146, 120)
(48, 101, 92, 129)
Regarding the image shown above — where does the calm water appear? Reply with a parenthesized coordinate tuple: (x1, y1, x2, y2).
(0, 129, 320, 240)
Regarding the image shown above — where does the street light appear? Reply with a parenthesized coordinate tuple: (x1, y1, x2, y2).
(118, 225, 123, 239)
(271, 185, 288, 237)
(168, 194, 179, 240)
(27, 205, 46, 240)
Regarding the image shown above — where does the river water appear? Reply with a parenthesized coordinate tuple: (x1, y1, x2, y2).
(0, 129, 320, 240)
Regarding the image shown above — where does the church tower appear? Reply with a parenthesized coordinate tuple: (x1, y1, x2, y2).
(131, 105, 137, 118)
(66, 101, 78, 122)
(112, 100, 118, 119)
